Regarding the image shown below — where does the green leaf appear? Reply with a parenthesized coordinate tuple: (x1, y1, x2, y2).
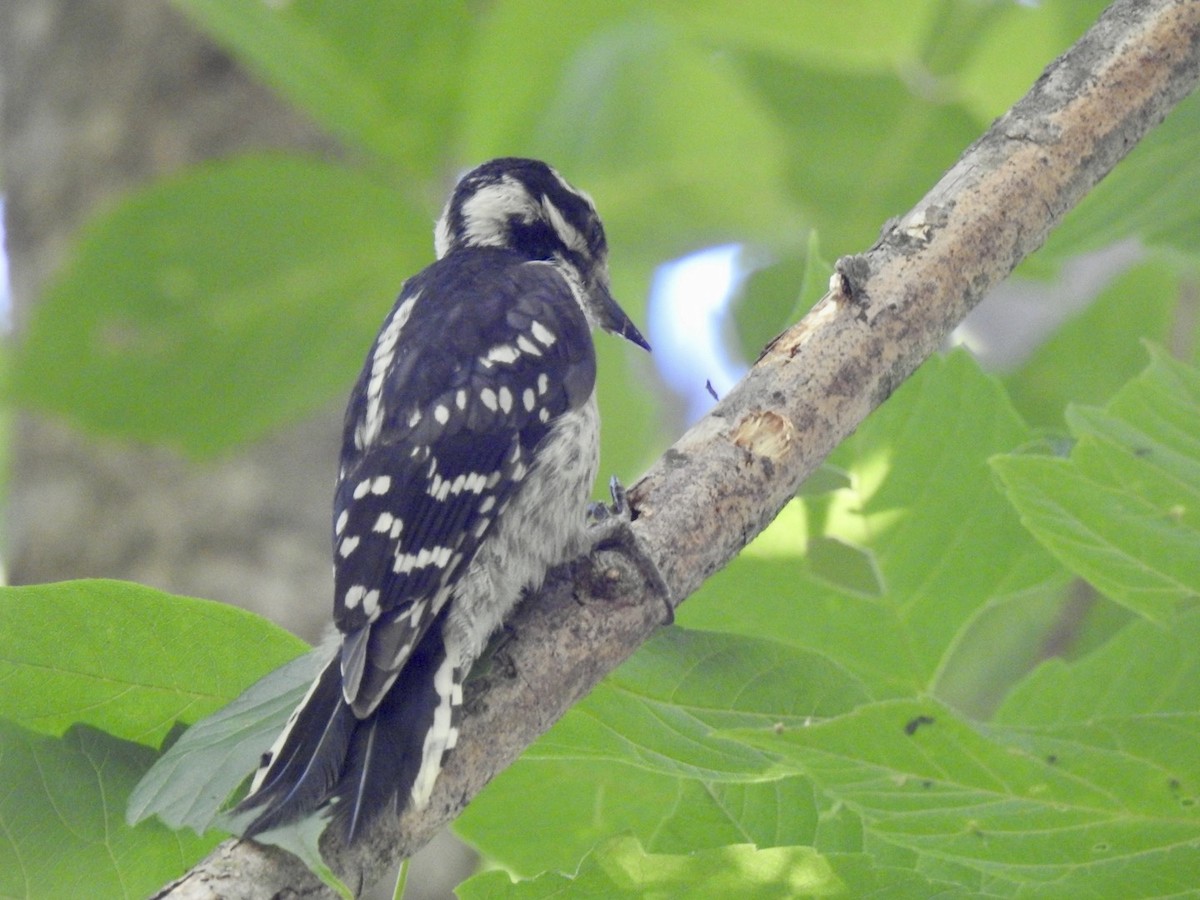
(731, 696, 1200, 896)
(997, 609, 1200, 728)
(0, 721, 219, 900)
(681, 352, 1064, 709)
(735, 55, 982, 256)
(128, 647, 325, 833)
(461, 3, 799, 264)
(805, 536, 884, 598)
(459, 761, 822, 879)
(667, 0, 941, 72)
(170, 0, 469, 174)
(0, 579, 304, 745)
(993, 347, 1200, 620)
(459, 629, 866, 873)
(458, 836, 842, 899)
(1004, 261, 1183, 429)
(953, 0, 1112, 120)
(527, 628, 870, 782)
(12, 155, 428, 456)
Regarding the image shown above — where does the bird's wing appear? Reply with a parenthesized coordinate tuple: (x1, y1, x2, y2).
(332, 249, 596, 716)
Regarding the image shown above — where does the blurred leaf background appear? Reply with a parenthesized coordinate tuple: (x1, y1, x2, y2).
(3, 0, 1200, 897)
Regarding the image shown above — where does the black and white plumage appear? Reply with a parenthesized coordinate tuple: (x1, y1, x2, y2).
(234, 158, 649, 841)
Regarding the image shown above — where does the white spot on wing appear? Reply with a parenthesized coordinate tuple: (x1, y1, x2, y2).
(516, 335, 541, 356)
(371, 476, 391, 495)
(530, 320, 556, 347)
(434, 404, 450, 425)
(336, 509, 349, 535)
(522, 388, 536, 411)
(485, 344, 520, 365)
(480, 388, 498, 411)
(394, 545, 455, 574)
(498, 386, 513, 414)
(339, 536, 360, 557)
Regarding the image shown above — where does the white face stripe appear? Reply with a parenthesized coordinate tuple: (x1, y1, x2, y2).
(458, 177, 537, 249)
(542, 196, 588, 255)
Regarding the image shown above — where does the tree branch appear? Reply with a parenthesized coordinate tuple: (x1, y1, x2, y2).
(157, 1, 1200, 896)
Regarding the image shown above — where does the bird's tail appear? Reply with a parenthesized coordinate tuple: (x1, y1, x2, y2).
(235, 653, 355, 837)
(332, 618, 463, 841)
(234, 616, 464, 843)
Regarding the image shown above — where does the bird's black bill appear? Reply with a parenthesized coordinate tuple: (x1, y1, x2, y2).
(596, 285, 651, 352)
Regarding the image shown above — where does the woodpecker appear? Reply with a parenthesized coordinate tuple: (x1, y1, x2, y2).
(234, 158, 651, 841)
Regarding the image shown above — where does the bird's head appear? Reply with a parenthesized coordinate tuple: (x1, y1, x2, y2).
(434, 158, 649, 351)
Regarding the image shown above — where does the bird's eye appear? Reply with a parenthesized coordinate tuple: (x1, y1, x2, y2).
(509, 217, 560, 261)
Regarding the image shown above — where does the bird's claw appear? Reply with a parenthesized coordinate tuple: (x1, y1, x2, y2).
(587, 476, 673, 624)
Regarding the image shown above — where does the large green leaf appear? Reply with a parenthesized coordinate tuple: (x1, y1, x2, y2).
(462, 840, 960, 899)
(12, 156, 427, 455)
(665, 0, 941, 72)
(0, 721, 219, 900)
(462, 840, 955, 899)
(458, 628, 866, 874)
(734, 55, 982, 256)
(170, 0, 469, 174)
(0, 581, 306, 893)
(993, 347, 1200, 620)
(681, 352, 1065, 708)
(460, 762, 824, 881)
(526, 628, 869, 782)
(731, 692, 1200, 897)
(0, 579, 304, 745)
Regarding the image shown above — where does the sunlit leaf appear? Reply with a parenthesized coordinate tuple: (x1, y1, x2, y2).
(994, 347, 1200, 620)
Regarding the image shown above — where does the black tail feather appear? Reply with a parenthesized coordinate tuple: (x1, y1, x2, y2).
(334, 616, 456, 843)
(236, 654, 354, 836)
